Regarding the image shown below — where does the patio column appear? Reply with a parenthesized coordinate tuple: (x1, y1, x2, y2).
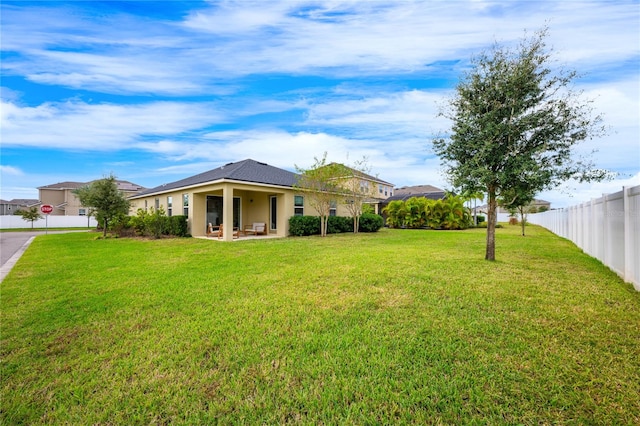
(222, 184, 234, 241)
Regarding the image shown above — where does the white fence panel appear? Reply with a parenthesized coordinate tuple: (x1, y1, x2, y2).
(528, 185, 640, 291)
(0, 215, 98, 229)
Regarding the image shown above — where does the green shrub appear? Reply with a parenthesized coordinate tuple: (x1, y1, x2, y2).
(129, 208, 187, 238)
(289, 216, 320, 236)
(359, 213, 384, 232)
(166, 215, 189, 237)
(477, 221, 503, 229)
(113, 215, 136, 237)
(327, 216, 353, 234)
(475, 215, 485, 224)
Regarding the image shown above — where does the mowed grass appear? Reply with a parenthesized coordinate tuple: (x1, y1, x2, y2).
(1, 226, 639, 424)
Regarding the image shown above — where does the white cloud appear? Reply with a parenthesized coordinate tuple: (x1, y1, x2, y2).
(0, 165, 24, 176)
(2, 1, 637, 93)
(0, 100, 222, 150)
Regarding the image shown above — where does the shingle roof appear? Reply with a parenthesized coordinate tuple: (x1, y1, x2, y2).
(5, 199, 41, 206)
(384, 185, 446, 202)
(38, 181, 85, 190)
(394, 184, 443, 195)
(132, 159, 299, 198)
(385, 191, 446, 202)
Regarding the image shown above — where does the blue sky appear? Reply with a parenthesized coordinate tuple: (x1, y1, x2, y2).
(1, 0, 638, 208)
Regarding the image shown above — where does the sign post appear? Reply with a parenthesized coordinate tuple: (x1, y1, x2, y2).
(40, 205, 53, 234)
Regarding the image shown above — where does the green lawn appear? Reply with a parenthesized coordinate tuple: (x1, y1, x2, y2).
(2, 226, 639, 424)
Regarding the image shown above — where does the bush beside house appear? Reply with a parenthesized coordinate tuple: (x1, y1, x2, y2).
(289, 213, 384, 236)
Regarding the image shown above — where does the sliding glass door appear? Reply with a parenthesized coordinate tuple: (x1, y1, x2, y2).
(207, 196, 240, 228)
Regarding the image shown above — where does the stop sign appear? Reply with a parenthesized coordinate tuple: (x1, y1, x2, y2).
(40, 204, 53, 214)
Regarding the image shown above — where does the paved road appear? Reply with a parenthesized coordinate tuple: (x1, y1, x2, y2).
(0, 231, 87, 282)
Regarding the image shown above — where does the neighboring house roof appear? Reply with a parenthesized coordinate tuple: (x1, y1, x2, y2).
(384, 185, 445, 202)
(3, 199, 41, 206)
(132, 159, 299, 198)
(38, 181, 85, 190)
(39, 180, 145, 193)
(394, 184, 443, 195)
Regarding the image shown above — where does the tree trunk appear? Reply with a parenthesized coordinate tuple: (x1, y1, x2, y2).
(103, 218, 108, 237)
(485, 189, 497, 261)
(520, 207, 526, 236)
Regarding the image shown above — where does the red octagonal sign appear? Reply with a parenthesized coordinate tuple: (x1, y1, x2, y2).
(40, 204, 54, 214)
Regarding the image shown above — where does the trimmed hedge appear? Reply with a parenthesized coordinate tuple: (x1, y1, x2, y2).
(359, 213, 384, 232)
(288, 216, 320, 236)
(289, 214, 384, 236)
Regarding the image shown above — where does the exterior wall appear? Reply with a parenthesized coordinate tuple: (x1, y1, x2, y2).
(340, 176, 393, 201)
(62, 189, 86, 216)
(39, 189, 67, 215)
(39, 188, 90, 216)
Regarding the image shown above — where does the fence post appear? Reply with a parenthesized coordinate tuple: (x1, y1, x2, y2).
(623, 187, 632, 286)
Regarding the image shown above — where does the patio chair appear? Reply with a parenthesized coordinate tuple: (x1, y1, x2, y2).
(207, 223, 221, 238)
(243, 222, 266, 236)
(219, 223, 239, 239)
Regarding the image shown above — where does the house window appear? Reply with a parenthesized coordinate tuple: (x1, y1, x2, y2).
(155, 198, 160, 210)
(145, 200, 148, 210)
(270, 196, 278, 230)
(294, 195, 304, 216)
(79, 208, 86, 216)
(329, 200, 337, 217)
(167, 196, 173, 216)
(379, 184, 383, 194)
(183, 194, 189, 216)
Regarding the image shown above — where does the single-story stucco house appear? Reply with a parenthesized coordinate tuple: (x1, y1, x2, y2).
(128, 159, 394, 241)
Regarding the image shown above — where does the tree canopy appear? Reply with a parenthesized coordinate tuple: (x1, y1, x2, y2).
(16, 207, 43, 229)
(433, 28, 609, 260)
(74, 175, 131, 237)
(294, 153, 344, 237)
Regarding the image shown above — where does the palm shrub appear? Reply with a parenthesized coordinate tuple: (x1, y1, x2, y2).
(425, 199, 445, 229)
(441, 195, 472, 230)
(382, 200, 406, 228)
(405, 197, 428, 228)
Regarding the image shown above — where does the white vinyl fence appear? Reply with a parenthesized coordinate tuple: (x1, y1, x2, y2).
(528, 185, 640, 291)
(0, 215, 98, 229)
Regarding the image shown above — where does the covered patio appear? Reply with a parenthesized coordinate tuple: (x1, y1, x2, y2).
(190, 182, 292, 241)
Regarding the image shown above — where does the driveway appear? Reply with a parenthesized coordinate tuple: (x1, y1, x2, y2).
(0, 231, 88, 282)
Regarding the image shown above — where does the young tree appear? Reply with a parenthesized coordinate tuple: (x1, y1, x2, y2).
(294, 153, 343, 237)
(334, 157, 373, 234)
(499, 187, 536, 237)
(16, 207, 43, 229)
(74, 175, 131, 237)
(433, 28, 609, 260)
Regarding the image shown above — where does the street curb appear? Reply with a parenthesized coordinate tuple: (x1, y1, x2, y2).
(0, 236, 36, 283)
